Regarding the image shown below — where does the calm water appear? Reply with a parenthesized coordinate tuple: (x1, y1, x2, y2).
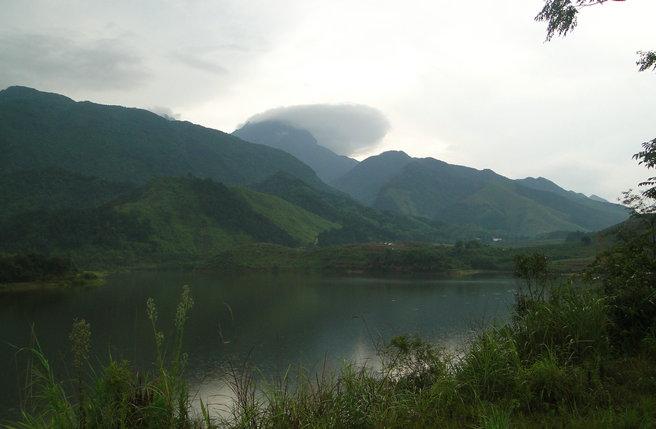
(0, 272, 518, 418)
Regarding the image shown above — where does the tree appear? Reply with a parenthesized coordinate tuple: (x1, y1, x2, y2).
(536, 1, 656, 203)
(635, 138, 656, 201)
(535, 0, 656, 71)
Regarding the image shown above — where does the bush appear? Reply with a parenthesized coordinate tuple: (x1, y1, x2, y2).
(592, 236, 656, 349)
(458, 329, 521, 402)
(521, 352, 569, 410)
(382, 335, 448, 391)
(512, 283, 609, 364)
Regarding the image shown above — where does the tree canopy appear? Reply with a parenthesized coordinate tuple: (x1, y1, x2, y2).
(535, 0, 656, 71)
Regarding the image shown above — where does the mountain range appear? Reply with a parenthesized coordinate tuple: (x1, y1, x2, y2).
(0, 86, 629, 264)
(0, 86, 320, 187)
(330, 151, 627, 236)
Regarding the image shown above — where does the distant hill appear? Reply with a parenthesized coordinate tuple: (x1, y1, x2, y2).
(333, 151, 629, 237)
(233, 120, 358, 183)
(332, 151, 414, 204)
(254, 172, 490, 244)
(589, 194, 610, 203)
(0, 176, 338, 264)
(0, 86, 321, 187)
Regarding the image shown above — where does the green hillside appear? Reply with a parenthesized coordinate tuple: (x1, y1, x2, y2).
(332, 150, 414, 204)
(0, 176, 344, 265)
(254, 173, 489, 244)
(334, 151, 628, 237)
(234, 187, 338, 244)
(438, 182, 583, 236)
(0, 86, 321, 187)
(0, 169, 135, 220)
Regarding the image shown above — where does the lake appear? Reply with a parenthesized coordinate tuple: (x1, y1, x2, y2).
(0, 271, 518, 418)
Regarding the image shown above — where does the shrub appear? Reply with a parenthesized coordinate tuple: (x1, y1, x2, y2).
(458, 329, 521, 403)
(381, 335, 448, 391)
(512, 282, 609, 364)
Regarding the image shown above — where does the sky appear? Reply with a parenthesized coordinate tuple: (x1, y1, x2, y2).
(1, 0, 655, 201)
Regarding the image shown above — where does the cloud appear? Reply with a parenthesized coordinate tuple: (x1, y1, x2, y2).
(149, 106, 181, 120)
(169, 49, 228, 75)
(0, 32, 149, 91)
(246, 104, 391, 156)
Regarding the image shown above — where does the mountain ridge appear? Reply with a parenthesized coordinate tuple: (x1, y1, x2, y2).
(333, 151, 628, 236)
(233, 120, 358, 183)
(0, 86, 323, 187)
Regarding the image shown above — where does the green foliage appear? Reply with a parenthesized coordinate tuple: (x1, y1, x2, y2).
(634, 137, 656, 203)
(0, 207, 153, 256)
(536, 0, 655, 75)
(333, 151, 628, 237)
(513, 253, 550, 300)
(382, 336, 448, 391)
(234, 187, 337, 245)
(0, 169, 135, 221)
(535, 0, 584, 41)
(513, 283, 610, 364)
(0, 176, 346, 266)
(0, 253, 75, 283)
(208, 242, 516, 274)
(10, 287, 196, 429)
(458, 329, 521, 403)
(255, 172, 490, 245)
(207, 239, 605, 275)
(637, 51, 656, 72)
(592, 232, 656, 349)
(0, 86, 321, 187)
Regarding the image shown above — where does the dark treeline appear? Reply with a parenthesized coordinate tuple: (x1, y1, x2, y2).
(0, 253, 75, 283)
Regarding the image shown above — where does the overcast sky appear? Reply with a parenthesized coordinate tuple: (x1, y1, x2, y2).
(1, 0, 655, 200)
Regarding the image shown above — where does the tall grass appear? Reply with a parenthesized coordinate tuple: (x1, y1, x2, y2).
(6, 286, 196, 429)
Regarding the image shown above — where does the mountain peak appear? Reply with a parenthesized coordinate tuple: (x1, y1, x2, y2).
(236, 120, 318, 144)
(0, 86, 74, 104)
(376, 150, 411, 159)
(234, 120, 358, 183)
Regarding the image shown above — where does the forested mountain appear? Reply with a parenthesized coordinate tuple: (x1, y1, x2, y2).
(333, 151, 628, 236)
(0, 176, 337, 264)
(0, 85, 629, 261)
(254, 173, 490, 244)
(0, 169, 135, 220)
(0, 86, 321, 187)
(0, 86, 494, 267)
(233, 120, 358, 183)
(331, 151, 414, 204)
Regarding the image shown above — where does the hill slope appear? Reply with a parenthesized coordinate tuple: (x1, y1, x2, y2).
(332, 151, 414, 204)
(0, 176, 340, 264)
(233, 121, 358, 183)
(0, 169, 135, 220)
(254, 173, 491, 244)
(0, 86, 321, 186)
(333, 151, 628, 236)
